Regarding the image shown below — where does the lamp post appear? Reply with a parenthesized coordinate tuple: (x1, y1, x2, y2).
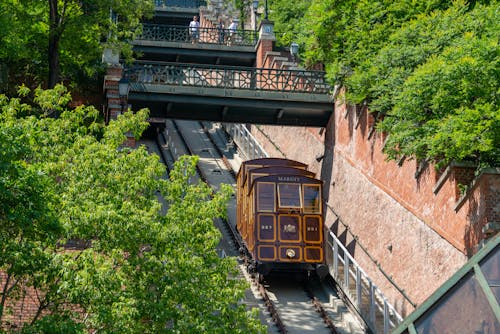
(290, 42, 299, 63)
(118, 77, 129, 114)
(252, 0, 259, 31)
(264, 0, 268, 20)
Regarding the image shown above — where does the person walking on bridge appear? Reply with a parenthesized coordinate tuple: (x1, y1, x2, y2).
(217, 18, 225, 44)
(189, 15, 200, 44)
(227, 19, 238, 46)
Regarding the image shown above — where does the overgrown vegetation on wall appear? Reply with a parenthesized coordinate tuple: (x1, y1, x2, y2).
(266, 0, 499, 169)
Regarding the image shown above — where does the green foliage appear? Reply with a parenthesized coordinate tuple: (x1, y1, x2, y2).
(268, 0, 312, 48)
(269, 0, 499, 167)
(0, 1, 47, 86)
(0, 86, 264, 333)
(20, 315, 85, 334)
(0, 0, 153, 90)
(376, 3, 499, 166)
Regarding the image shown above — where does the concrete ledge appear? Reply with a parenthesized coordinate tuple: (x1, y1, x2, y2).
(433, 165, 451, 195)
(132, 39, 255, 52)
(263, 51, 282, 67)
(154, 6, 198, 14)
(270, 56, 288, 69)
(130, 82, 333, 103)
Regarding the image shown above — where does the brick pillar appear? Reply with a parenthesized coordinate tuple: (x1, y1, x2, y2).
(102, 48, 124, 123)
(102, 49, 135, 147)
(255, 20, 275, 68)
(103, 65, 124, 123)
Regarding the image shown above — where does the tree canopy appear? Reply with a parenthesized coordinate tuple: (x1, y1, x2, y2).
(0, 85, 264, 333)
(0, 0, 153, 90)
(267, 0, 499, 168)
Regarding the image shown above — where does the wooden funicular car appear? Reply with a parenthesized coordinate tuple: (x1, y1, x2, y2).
(236, 158, 327, 279)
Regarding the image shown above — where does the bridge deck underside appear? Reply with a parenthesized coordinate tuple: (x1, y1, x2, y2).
(128, 85, 332, 127)
(133, 42, 256, 67)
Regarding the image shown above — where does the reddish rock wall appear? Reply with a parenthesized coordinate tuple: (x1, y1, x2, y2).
(250, 94, 499, 311)
(249, 125, 325, 176)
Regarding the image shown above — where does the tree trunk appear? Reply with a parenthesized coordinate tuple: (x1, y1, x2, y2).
(0, 271, 12, 322)
(48, 0, 60, 89)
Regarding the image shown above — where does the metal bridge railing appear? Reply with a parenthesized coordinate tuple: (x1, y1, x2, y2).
(153, 0, 206, 8)
(125, 62, 331, 94)
(223, 124, 268, 160)
(138, 23, 258, 47)
(327, 231, 403, 334)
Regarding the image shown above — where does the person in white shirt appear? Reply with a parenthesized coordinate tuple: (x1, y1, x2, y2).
(189, 16, 200, 43)
(227, 19, 238, 45)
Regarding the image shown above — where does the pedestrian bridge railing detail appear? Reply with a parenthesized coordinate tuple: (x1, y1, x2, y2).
(138, 23, 258, 47)
(153, 0, 206, 8)
(124, 62, 331, 94)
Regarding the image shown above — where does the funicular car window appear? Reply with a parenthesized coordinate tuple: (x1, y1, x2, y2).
(257, 182, 275, 212)
(303, 185, 321, 213)
(277, 183, 301, 208)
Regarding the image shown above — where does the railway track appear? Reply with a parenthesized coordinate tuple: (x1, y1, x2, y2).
(143, 120, 365, 334)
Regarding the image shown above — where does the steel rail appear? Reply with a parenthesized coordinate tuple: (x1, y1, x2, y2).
(170, 120, 208, 184)
(303, 283, 340, 334)
(156, 131, 172, 174)
(170, 121, 291, 332)
(162, 121, 357, 333)
(196, 121, 289, 332)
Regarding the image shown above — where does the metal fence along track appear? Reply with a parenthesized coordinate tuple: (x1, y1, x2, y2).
(328, 231, 403, 333)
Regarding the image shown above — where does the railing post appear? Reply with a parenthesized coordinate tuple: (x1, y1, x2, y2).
(384, 300, 389, 334)
(370, 282, 376, 326)
(344, 252, 349, 291)
(328, 231, 403, 333)
(356, 267, 362, 309)
(333, 239, 338, 278)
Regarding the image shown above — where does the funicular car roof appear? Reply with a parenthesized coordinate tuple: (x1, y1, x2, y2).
(237, 158, 308, 181)
(243, 165, 315, 188)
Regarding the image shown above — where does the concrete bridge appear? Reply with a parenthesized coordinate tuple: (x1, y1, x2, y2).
(103, 1, 333, 127)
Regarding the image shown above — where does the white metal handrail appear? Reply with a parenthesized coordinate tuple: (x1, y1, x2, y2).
(223, 124, 268, 160)
(328, 231, 403, 333)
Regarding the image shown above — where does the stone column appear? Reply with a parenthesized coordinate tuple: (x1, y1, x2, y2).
(255, 20, 275, 68)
